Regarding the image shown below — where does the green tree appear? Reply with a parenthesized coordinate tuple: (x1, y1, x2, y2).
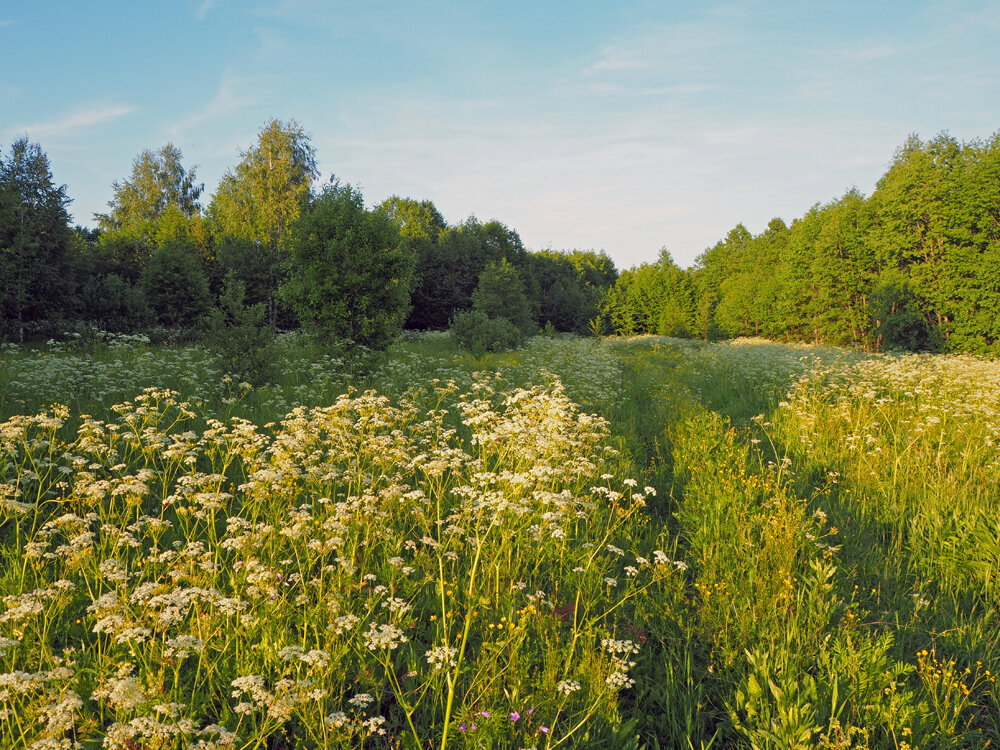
(405, 217, 532, 330)
(79, 271, 153, 332)
(96, 143, 203, 240)
(377, 196, 447, 240)
(406, 228, 478, 329)
(598, 250, 694, 338)
(775, 196, 875, 345)
(566, 249, 618, 291)
(208, 119, 319, 327)
(471, 258, 536, 336)
(203, 273, 275, 384)
(0, 136, 78, 341)
(946, 132, 1000, 353)
(140, 237, 211, 329)
(863, 133, 962, 348)
(282, 181, 414, 350)
(450, 310, 524, 355)
(94, 144, 207, 280)
(531, 251, 596, 333)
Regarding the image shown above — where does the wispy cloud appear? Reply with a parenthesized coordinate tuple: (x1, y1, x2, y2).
(196, 0, 219, 20)
(167, 72, 258, 140)
(8, 103, 136, 140)
(639, 84, 714, 96)
(0, 19, 17, 29)
(583, 19, 730, 78)
(838, 43, 903, 62)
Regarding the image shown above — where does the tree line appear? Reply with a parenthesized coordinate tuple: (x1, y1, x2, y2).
(0, 120, 617, 359)
(598, 131, 1000, 354)
(3, 123, 1000, 357)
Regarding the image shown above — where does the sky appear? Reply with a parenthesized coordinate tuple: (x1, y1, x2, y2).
(2, 1, 999, 269)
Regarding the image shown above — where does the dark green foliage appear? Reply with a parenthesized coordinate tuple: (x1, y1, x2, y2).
(472, 258, 536, 336)
(405, 217, 534, 330)
(530, 250, 613, 333)
(203, 274, 275, 384)
(449, 309, 524, 354)
(211, 235, 297, 328)
(868, 269, 934, 350)
(282, 181, 414, 350)
(406, 229, 479, 329)
(74, 230, 155, 332)
(0, 137, 78, 341)
(80, 272, 154, 333)
(140, 239, 211, 329)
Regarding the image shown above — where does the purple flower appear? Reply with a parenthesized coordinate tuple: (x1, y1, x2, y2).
(477, 711, 490, 718)
(540, 726, 550, 734)
(510, 711, 520, 722)
(459, 723, 467, 733)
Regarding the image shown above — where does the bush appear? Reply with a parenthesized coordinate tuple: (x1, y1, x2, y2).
(450, 309, 524, 355)
(202, 274, 275, 385)
(472, 259, 536, 336)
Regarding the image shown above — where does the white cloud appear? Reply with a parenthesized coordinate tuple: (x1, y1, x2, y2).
(8, 103, 136, 140)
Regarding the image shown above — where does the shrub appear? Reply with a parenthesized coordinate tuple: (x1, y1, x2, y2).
(202, 273, 275, 385)
(472, 258, 536, 336)
(449, 309, 524, 355)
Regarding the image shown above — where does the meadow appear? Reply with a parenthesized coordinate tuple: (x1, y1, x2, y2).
(1, 332, 998, 749)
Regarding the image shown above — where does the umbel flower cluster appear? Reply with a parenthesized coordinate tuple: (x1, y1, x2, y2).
(1, 376, 675, 748)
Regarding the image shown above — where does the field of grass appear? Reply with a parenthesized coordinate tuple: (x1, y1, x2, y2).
(2, 332, 998, 749)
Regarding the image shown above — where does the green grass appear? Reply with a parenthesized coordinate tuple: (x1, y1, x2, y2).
(2, 332, 998, 748)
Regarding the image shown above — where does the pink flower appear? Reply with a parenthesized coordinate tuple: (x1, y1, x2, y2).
(510, 711, 520, 722)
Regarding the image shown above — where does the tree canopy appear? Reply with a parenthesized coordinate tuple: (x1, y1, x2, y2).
(96, 143, 203, 238)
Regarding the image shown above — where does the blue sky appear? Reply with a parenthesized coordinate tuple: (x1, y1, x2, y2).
(2, 1, 999, 269)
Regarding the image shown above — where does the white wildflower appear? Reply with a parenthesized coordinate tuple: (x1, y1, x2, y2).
(425, 645, 459, 671)
(362, 623, 408, 651)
